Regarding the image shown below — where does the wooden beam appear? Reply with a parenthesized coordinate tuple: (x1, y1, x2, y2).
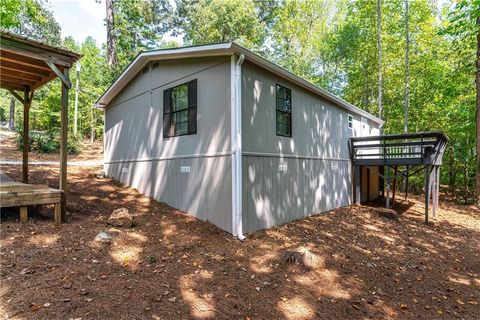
(0, 50, 51, 71)
(1, 74, 36, 86)
(0, 60, 51, 77)
(54, 203, 61, 225)
(46, 61, 71, 88)
(0, 67, 42, 82)
(7, 88, 24, 104)
(59, 67, 70, 222)
(1, 80, 27, 91)
(0, 38, 78, 67)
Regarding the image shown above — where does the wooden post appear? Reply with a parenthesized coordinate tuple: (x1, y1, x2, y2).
(392, 166, 398, 207)
(60, 68, 70, 222)
(354, 166, 361, 204)
(424, 165, 430, 224)
(54, 202, 61, 225)
(386, 166, 391, 208)
(404, 166, 409, 201)
(22, 88, 31, 184)
(20, 206, 28, 222)
(366, 167, 371, 203)
(435, 166, 440, 210)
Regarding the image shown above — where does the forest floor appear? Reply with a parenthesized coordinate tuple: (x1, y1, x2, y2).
(0, 163, 479, 320)
(0, 128, 103, 162)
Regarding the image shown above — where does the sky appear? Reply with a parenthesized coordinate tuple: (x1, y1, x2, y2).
(48, 0, 107, 45)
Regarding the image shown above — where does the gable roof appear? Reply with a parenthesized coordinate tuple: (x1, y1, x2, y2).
(96, 42, 383, 125)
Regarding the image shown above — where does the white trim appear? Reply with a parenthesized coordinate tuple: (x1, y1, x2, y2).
(243, 151, 350, 162)
(104, 151, 232, 164)
(231, 54, 245, 240)
(96, 42, 383, 126)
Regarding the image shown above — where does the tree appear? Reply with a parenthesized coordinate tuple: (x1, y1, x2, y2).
(377, 0, 383, 124)
(174, 0, 264, 48)
(0, 0, 61, 45)
(106, 0, 117, 70)
(404, 0, 409, 133)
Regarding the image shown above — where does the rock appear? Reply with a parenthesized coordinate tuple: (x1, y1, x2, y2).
(96, 171, 105, 179)
(280, 247, 324, 269)
(107, 208, 135, 228)
(94, 231, 115, 243)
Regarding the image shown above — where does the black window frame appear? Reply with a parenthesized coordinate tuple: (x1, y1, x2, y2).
(275, 83, 292, 137)
(163, 79, 197, 138)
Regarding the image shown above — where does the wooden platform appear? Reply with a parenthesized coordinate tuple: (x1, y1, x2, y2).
(0, 175, 62, 224)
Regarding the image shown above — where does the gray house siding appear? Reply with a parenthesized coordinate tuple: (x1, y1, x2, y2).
(241, 61, 368, 233)
(104, 56, 233, 233)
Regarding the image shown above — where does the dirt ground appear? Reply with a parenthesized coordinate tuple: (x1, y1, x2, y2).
(0, 165, 479, 319)
(0, 129, 103, 162)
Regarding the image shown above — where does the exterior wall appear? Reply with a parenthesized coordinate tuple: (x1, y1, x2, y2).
(104, 56, 233, 233)
(240, 61, 380, 233)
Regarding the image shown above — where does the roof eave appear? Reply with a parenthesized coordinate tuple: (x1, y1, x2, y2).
(95, 42, 235, 107)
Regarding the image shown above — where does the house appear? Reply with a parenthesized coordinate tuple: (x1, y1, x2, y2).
(96, 42, 384, 239)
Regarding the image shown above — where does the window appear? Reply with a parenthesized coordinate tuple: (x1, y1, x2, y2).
(276, 84, 292, 137)
(348, 114, 353, 129)
(163, 79, 197, 138)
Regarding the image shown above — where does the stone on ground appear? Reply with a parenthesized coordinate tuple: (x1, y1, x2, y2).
(107, 207, 135, 228)
(280, 247, 324, 269)
(94, 231, 115, 243)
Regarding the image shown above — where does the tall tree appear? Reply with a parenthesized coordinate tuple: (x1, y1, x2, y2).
(377, 0, 383, 124)
(106, 0, 118, 70)
(174, 0, 264, 49)
(476, 14, 480, 206)
(404, 0, 409, 133)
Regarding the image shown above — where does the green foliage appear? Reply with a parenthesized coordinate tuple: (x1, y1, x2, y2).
(15, 130, 81, 155)
(0, 0, 61, 45)
(174, 0, 265, 49)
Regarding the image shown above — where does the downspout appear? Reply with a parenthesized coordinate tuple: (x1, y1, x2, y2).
(231, 53, 245, 240)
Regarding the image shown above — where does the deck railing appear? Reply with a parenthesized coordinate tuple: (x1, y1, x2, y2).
(349, 132, 448, 166)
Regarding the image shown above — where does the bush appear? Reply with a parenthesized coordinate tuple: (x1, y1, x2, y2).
(16, 131, 82, 155)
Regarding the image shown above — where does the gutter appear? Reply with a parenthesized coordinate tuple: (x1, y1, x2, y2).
(231, 53, 245, 241)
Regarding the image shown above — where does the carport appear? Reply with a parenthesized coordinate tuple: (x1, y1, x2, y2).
(0, 31, 81, 222)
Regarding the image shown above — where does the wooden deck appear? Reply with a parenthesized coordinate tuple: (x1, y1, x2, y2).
(0, 172, 62, 224)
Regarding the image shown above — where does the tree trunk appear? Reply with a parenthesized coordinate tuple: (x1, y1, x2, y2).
(9, 96, 15, 130)
(476, 16, 480, 206)
(106, 0, 118, 70)
(377, 0, 383, 131)
(404, 0, 409, 133)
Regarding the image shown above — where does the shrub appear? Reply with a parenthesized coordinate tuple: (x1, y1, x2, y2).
(16, 131, 82, 155)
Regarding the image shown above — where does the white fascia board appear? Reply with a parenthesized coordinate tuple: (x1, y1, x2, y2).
(96, 42, 234, 107)
(231, 44, 384, 126)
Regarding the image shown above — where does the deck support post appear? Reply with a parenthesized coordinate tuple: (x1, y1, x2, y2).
(20, 206, 28, 222)
(386, 166, 391, 208)
(392, 166, 398, 207)
(424, 165, 431, 224)
(404, 166, 409, 201)
(59, 67, 70, 222)
(354, 166, 361, 204)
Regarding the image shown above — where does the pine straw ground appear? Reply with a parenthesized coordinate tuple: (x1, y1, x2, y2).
(0, 165, 479, 320)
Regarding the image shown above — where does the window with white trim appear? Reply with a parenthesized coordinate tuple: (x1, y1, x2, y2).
(348, 114, 353, 129)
